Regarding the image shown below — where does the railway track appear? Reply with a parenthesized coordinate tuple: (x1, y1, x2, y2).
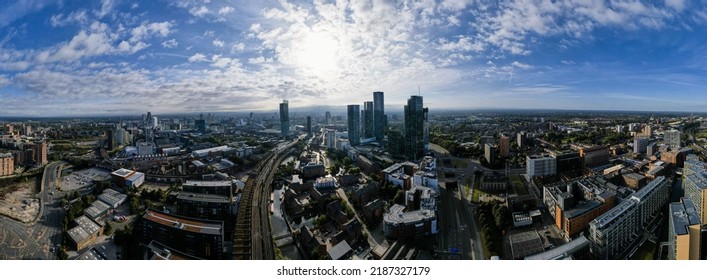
(233, 141, 299, 260)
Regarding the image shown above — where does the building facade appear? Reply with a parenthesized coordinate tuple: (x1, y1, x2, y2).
(347, 104, 361, 146)
(665, 129, 681, 149)
(0, 153, 13, 176)
(526, 154, 556, 178)
(499, 134, 510, 158)
(362, 101, 374, 139)
(142, 210, 225, 259)
(404, 95, 428, 161)
(373, 91, 385, 141)
(279, 100, 289, 138)
(580, 145, 609, 168)
(668, 198, 701, 260)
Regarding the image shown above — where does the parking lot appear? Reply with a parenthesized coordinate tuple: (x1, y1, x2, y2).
(61, 168, 111, 191)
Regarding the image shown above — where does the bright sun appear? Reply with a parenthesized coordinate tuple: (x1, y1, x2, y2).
(296, 32, 339, 76)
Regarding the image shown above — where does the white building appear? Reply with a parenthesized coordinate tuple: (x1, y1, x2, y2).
(526, 154, 557, 178)
(665, 129, 681, 149)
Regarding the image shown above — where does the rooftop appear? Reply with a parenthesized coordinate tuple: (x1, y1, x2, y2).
(670, 198, 701, 236)
(591, 199, 637, 229)
(75, 248, 106, 261)
(75, 215, 101, 235)
(143, 210, 223, 235)
(98, 189, 128, 206)
(384, 204, 436, 224)
(183, 180, 232, 187)
(111, 168, 136, 178)
(328, 240, 353, 260)
(176, 191, 230, 203)
(565, 200, 602, 219)
(525, 235, 590, 260)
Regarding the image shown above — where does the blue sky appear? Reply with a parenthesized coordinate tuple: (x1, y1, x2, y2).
(1, 0, 707, 116)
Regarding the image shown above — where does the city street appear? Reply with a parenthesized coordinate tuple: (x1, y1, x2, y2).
(0, 162, 64, 259)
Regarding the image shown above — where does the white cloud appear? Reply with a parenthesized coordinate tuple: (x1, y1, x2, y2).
(665, 0, 686, 11)
(0, 61, 30, 71)
(231, 42, 245, 52)
(218, 6, 234, 15)
(0, 75, 9, 87)
(189, 6, 209, 17)
(162, 39, 178, 48)
(188, 53, 208, 63)
(212, 39, 224, 48)
(511, 61, 531, 69)
(50, 10, 89, 27)
(130, 21, 173, 42)
(96, 0, 116, 18)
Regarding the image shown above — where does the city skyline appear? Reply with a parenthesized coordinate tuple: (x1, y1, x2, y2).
(2, 1, 707, 116)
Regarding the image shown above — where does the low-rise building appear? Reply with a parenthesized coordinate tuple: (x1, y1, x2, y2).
(314, 176, 337, 191)
(182, 180, 233, 196)
(84, 200, 112, 222)
(526, 154, 556, 178)
(176, 192, 233, 222)
(111, 168, 145, 189)
(622, 173, 646, 189)
(67, 216, 103, 251)
(383, 204, 437, 241)
(510, 230, 545, 260)
(98, 189, 128, 208)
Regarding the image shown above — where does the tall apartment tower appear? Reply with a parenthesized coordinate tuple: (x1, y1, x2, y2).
(325, 111, 332, 125)
(362, 101, 374, 139)
(499, 134, 510, 158)
(404, 95, 428, 161)
(373, 91, 386, 141)
(279, 100, 289, 138)
(347, 105, 361, 146)
(33, 141, 47, 167)
(665, 129, 681, 149)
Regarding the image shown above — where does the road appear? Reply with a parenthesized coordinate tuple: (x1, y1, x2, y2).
(0, 162, 64, 259)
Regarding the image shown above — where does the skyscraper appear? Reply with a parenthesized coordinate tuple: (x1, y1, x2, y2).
(499, 134, 510, 158)
(404, 95, 428, 161)
(279, 100, 289, 138)
(106, 129, 115, 150)
(146, 111, 152, 127)
(373, 91, 386, 141)
(306, 116, 312, 136)
(325, 111, 331, 125)
(362, 101, 374, 139)
(347, 104, 361, 146)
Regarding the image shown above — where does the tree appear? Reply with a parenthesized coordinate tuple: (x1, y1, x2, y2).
(104, 222, 113, 235)
(129, 197, 141, 214)
(393, 189, 405, 205)
(57, 247, 68, 260)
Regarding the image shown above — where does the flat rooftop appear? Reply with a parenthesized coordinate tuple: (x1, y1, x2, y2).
(565, 200, 602, 219)
(183, 180, 232, 187)
(75, 215, 101, 235)
(384, 204, 436, 224)
(670, 198, 701, 236)
(111, 168, 136, 178)
(176, 191, 230, 203)
(591, 199, 637, 229)
(143, 210, 223, 235)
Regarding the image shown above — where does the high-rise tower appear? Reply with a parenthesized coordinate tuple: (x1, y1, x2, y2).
(347, 105, 361, 146)
(373, 91, 386, 141)
(279, 100, 289, 138)
(404, 95, 427, 161)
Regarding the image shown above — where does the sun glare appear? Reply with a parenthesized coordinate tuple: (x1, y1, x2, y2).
(296, 32, 339, 76)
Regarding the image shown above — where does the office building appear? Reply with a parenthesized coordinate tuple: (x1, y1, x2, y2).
(669, 198, 701, 260)
(552, 150, 582, 174)
(383, 204, 437, 241)
(279, 100, 289, 138)
(182, 180, 233, 196)
(0, 153, 13, 176)
(325, 111, 332, 125)
(580, 145, 610, 168)
(588, 176, 671, 259)
(195, 119, 206, 134)
(142, 210, 224, 259)
(665, 129, 681, 149)
(526, 154, 556, 178)
(404, 95, 428, 161)
(499, 134, 510, 158)
(306, 116, 312, 136)
(362, 101, 374, 139)
(373, 91, 386, 141)
(633, 137, 649, 154)
(347, 104, 361, 146)
(176, 192, 233, 222)
(387, 129, 404, 157)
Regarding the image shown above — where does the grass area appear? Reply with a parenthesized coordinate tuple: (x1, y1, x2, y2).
(630, 241, 656, 260)
(472, 185, 487, 203)
(451, 158, 469, 169)
(510, 175, 529, 195)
